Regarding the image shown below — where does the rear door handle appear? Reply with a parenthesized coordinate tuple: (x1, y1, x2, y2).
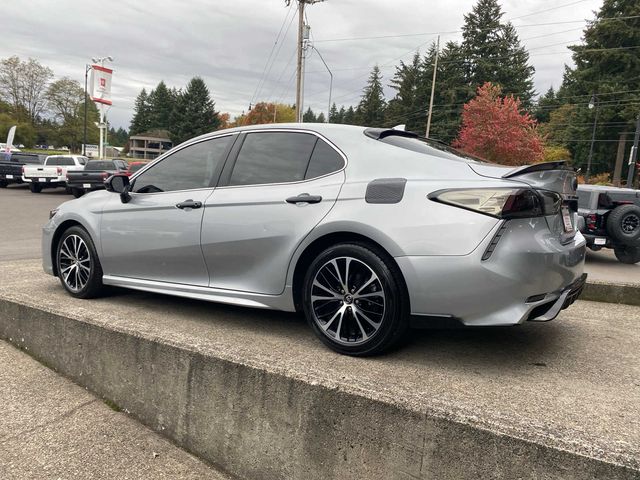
(286, 193, 322, 204)
(176, 199, 202, 210)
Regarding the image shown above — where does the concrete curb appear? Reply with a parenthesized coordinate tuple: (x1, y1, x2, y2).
(582, 281, 640, 306)
(1, 298, 638, 480)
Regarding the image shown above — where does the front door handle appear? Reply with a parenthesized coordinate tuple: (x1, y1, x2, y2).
(176, 199, 202, 210)
(286, 193, 322, 204)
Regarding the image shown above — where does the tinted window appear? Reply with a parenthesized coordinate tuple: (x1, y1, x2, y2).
(229, 132, 317, 186)
(9, 154, 43, 164)
(46, 156, 74, 166)
(133, 136, 232, 193)
(379, 135, 486, 163)
(305, 140, 344, 179)
(86, 161, 115, 170)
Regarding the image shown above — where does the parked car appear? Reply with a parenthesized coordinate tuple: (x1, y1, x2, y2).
(22, 155, 88, 192)
(66, 159, 129, 197)
(43, 124, 586, 356)
(0, 153, 46, 187)
(124, 161, 149, 176)
(577, 184, 640, 264)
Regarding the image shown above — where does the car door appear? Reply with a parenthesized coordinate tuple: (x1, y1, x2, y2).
(100, 134, 236, 286)
(201, 130, 346, 294)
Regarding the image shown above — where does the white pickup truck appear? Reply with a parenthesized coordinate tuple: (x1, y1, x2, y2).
(22, 155, 88, 192)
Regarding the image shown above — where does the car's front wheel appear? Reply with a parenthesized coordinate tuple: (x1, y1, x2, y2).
(56, 226, 105, 298)
(614, 245, 640, 264)
(302, 243, 409, 356)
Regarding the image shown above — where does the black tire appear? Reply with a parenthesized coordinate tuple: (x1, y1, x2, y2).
(65, 187, 73, 194)
(302, 243, 409, 356)
(55, 226, 105, 298)
(29, 182, 42, 193)
(614, 246, 640, 264)
(607, 204, 640, 245)
(0, 180, 7, 188)
(72, 188, 84, 198)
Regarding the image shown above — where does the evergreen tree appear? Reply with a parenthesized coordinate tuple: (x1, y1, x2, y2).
(337, 106, 346, 123)
(461, 0, 535, 105)
(129, 88, 151, 135)
(329, 103, 339, 123)
(357, 65, 386, 126)
(534, 87, 558, 123)
(316, 112, 326, 123)
(553, 0, 640, 177)
(303, 107, 317, 123)
(169, 77, 220, 145)
(343, 106, 356, 125)
(148, 81, 174, 129)
(385, 52, 422, 130)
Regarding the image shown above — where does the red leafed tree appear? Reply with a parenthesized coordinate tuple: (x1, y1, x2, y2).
(453, 82, 544, 166)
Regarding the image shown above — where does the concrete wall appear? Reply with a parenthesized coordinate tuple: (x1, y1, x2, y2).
(1, 299, 637, 480)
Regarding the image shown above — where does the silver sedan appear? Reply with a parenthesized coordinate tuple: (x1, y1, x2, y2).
(43, 124, 587, 355)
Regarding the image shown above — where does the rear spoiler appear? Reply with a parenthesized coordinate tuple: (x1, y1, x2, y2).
(502, 161, 572, 178)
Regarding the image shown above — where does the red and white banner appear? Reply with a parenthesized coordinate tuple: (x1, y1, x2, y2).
(89, 65, 113, 105)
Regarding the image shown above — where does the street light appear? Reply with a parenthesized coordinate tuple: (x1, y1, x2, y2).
(585, 94, 599, 183)
(309, 45, 332, 122)
(83, 56, 113, 158)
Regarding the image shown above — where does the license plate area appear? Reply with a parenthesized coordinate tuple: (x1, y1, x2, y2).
(561, 206, 574, 233)
(83, 183, 91, 188)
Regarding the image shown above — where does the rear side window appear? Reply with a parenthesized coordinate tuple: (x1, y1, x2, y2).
(229, 132, 317, 186)
(133, 136, 232, 193)
(46, 156, 74, 166)
(305, 140, 344, 179)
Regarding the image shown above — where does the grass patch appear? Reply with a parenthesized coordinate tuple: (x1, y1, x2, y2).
(103, 398, 122, 412)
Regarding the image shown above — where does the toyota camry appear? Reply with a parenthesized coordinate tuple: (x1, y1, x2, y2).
(43, 124, 587, 355)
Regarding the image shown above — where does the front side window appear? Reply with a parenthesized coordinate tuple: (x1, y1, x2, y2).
(229, 132, 317, 186)
(133, 136, 232, 193)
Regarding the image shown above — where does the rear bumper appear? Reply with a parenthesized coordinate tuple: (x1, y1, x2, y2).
(397, 217, 587, 327)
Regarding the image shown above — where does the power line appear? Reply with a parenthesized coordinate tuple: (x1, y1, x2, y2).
(250, 3, 297, 105)
(313, 15, 640, 43)
(509, 0, 589, 20)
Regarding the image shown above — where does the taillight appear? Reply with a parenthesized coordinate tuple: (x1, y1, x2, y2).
(429, 188, 561, 219)
(57, 167, 62, 175)
(586, 213, 597, 231)
(21, 166, 25, 174)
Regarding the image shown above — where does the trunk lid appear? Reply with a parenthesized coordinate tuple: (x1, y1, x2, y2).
(468, 161, 578, 240)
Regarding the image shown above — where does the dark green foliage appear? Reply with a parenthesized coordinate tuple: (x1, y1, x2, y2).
(169, 77, 220, 145)
(303, 107, 317, 123)
(554, 0, 640, 176)
(534, 87, 558, 123)
(148, 81, 175, 130)
(461, 0, 535, 104)
(108, 126, 129, 147)
(129, 88, 151, 136)
(357, 65, 386, 127)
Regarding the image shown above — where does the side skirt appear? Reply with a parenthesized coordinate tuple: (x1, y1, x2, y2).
(102, 275, 296, 312)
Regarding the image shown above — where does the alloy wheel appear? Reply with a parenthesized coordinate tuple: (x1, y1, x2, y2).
(59, 234, 92, 292)
(310, 256, 386, 346)
(622, 213, 639, 234)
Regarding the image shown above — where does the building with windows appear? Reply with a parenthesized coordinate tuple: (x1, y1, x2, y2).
(128, 130, 173, 159)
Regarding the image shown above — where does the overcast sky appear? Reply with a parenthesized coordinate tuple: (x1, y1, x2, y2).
(2, 0, 603, 129)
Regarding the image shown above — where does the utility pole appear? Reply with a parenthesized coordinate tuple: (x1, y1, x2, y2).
(585, 94, 599, 183)
(425, 36, 440, 138)
(626, 115, 640, 187)
(291, 0, 324, 122)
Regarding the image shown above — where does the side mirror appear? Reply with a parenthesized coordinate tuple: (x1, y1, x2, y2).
(105, 174, 132, 203)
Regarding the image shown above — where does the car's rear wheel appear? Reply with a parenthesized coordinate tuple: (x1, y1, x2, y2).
(56, 226, 105, 298)
(614, 245, 640, 264)
(607, 204, 640, 244)
(29, 182, 42, 193)
(302, 243, 409, 356)
(0, 180, 7, 188)
(72, 188, 84, 198)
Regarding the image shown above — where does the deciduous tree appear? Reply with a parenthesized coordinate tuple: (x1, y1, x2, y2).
(453, 82, 544, 165)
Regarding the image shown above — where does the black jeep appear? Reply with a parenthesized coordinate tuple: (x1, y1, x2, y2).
(577, 185, 640, 264)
